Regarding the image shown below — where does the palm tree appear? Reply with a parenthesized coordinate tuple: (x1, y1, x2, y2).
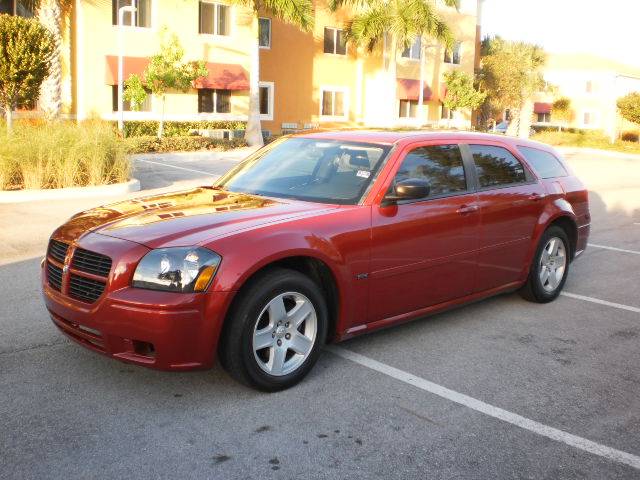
(23, 0, 72, 120)
(234, 0, 314, 147)
(331, 0, 456, 126)
(37, 0, 64, 119)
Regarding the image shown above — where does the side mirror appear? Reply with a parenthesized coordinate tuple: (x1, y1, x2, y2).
(384, 178, 430, 205)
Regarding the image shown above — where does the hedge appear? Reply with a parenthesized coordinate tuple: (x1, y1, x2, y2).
(115, 120, 246, 138)
(125, 135, 248, 154)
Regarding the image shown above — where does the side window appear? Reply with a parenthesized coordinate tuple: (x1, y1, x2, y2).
(393, 144, 467, 197)
(469, 144, 527, 188)
(517, 146, 568, 179)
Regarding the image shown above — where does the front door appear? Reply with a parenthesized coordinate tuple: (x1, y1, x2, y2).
(368, 142, 480, 323)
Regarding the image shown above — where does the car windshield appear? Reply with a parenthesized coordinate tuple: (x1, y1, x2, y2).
(215, 137, 391, 204)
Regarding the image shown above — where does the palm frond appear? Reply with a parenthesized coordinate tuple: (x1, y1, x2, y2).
(328, 0, 375, 12)
(346, 3, 391, 51)
(259, 0, 315, 31)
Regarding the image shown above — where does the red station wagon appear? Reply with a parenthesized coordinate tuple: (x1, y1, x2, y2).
(42, 131, 590, 390)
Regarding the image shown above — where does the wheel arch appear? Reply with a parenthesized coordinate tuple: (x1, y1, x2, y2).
(547, 215, 578, 260)
(221, 254, 342, 345)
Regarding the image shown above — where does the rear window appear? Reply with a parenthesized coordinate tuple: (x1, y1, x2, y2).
(517, 146, 568, 179)
(469, 145, 527, 188)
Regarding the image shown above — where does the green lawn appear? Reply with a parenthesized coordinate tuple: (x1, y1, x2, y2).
(531, 130, 640, 155)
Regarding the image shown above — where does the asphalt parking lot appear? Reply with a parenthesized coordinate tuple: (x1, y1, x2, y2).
(1, 146, 639, 479)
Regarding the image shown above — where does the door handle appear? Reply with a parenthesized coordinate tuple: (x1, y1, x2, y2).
(528, 193, 545, 201)
(456, 204, 479, 215)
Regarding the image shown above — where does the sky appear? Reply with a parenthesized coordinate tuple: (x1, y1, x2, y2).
(481, 0, 640, 68)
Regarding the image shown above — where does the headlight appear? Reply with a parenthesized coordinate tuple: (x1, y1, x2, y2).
(132, 247, 221, 293)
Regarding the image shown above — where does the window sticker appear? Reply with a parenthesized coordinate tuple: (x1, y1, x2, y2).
(356, 170, 371, 178)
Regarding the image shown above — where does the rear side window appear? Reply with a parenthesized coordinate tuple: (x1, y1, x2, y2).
(469, 145, 527, 188)
(394, 144, 467, 197)
(517, 146, 568, 179)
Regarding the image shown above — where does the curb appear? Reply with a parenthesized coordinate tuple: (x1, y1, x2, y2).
(0, 178, 141, 204)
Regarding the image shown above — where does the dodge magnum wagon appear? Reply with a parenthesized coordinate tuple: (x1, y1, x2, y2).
(42, 131, 590, 390)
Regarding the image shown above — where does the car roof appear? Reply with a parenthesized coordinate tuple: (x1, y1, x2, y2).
(294, 130, 555, 151)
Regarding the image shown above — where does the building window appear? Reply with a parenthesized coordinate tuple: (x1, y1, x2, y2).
(583, 111, 594, 126)
(320, 87, 347, 119)
(323, 27, 346, 55)
(441, 103, 453, 120)
(112, 0, 152, 28)
(585, 80, 594, 93)
(111, 85, 151, 112)
(198, 89, 231, 113)
(199, 1, 230, 36)
(0, 0, 34, 17)
(258, 17, 271, 48)
(399, 99, 418, 118)
(444, 41, 461, 64)
(259, 82, 274, 120)
(537, 112, 550, 123)
(401, 37, 421, 60)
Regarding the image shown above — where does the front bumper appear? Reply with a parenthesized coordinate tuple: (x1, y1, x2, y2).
(41, 233, 233, 371)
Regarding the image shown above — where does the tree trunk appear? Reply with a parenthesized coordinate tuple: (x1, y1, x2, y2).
(157, 95, 165, 138)
(5, 104, 13, 134)
(386, 33, 398, 127)
(417, 40, 425, 127)
(244, 16, 264, 147)
(39, 0, 63, 120)
(506, 109, 519, 136)
(517, 98, 534, 139)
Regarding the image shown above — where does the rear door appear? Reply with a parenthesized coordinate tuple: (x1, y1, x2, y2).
(368, 142, 480, 322)
(464, 143, 546, 291)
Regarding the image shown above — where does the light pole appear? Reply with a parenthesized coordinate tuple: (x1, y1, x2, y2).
(117, 2, 137, 133)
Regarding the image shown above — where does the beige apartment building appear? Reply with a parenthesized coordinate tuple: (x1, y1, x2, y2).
(5, 0, 481, 135)
(533, 53, 640, 138)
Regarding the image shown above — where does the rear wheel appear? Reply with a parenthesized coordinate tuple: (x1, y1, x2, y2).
(520, 226, 570, 303)
(219, 268, 328, 391)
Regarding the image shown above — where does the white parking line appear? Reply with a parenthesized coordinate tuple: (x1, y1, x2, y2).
(329, 346, 640, 470)
(561, 292, 640, 314)
(136, 158, 219, 177)
(588, 243, 640, 255)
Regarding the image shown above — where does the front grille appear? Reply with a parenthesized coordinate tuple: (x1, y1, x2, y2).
(72, 248, 112, 278)
(68, 274, 106, 303)
(47, 261, 63, 291)
(48, 239, 69, 264)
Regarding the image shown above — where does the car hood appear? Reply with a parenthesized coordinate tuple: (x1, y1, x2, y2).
(55, 187, 338, 248)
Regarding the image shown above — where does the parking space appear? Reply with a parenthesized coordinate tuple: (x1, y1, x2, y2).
(1, 148, 639, 479)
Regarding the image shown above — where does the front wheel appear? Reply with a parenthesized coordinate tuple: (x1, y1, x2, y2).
(519, 226, 570, 303)
(219, 268, 328, 391)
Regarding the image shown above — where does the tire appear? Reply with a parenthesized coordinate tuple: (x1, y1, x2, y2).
(219, 267, 328, 391)
(519, 226, 570, 303)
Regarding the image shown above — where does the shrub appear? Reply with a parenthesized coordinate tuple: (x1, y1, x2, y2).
(0, 121, 129, 190)
(0, 14, 55, 132)
(118, 120, 246, 138)
(125, 135, 247, 154)
(620, 131, 639, 142)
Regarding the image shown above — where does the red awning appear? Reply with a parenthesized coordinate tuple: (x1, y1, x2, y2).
(105, 56, 249, 90)
(105, 56, 150, 85)
(397, 79, 433, 101)
(534, 102, 552, 114)
(194, 63, 249, 90)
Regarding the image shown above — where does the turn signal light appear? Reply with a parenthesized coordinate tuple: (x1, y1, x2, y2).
(194, 265, 217, 292)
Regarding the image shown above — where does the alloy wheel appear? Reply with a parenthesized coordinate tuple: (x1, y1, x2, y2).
(539, 236, 567, 292)
(252, 292, 318, 376)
